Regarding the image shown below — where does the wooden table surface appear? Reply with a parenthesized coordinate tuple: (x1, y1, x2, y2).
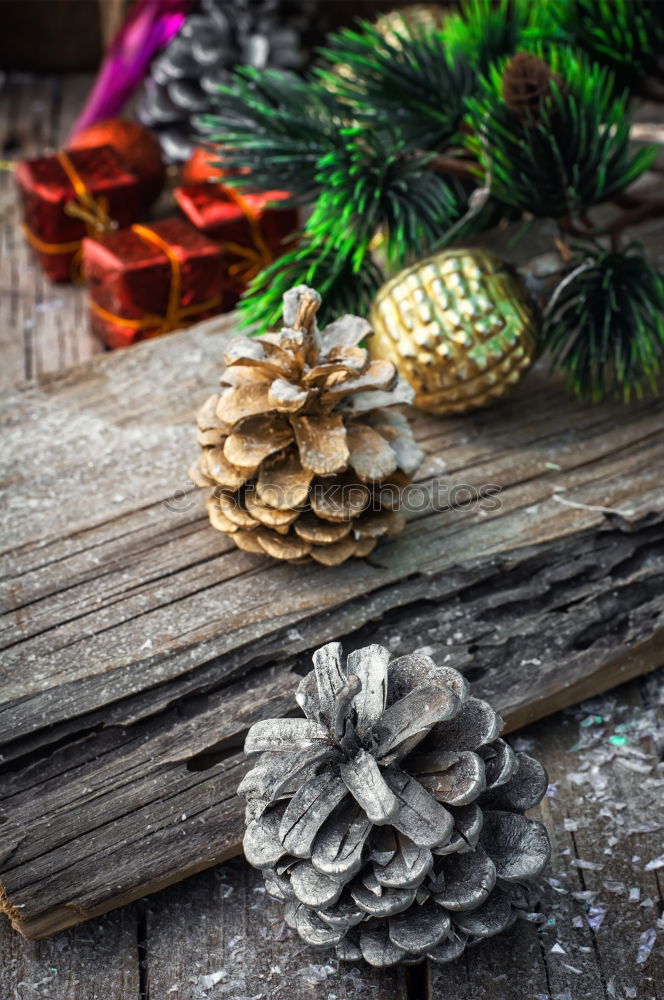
(1, 73, 663, 1000)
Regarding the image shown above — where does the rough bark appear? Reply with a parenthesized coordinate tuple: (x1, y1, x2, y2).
(1, 288, 663, 940)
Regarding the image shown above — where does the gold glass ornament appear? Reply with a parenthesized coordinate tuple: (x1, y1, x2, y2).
(374, 4, 448, 42)
(330, 5, 447, 94)
(369, 249, 540, 416)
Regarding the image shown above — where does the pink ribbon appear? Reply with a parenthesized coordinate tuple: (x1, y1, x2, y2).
(68, 0, 191, 141)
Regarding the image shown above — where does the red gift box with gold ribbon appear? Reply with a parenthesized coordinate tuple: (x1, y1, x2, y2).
(83, 217, 225, 349)
(173, 183, 297, 305)
(15, 145, 141, 283)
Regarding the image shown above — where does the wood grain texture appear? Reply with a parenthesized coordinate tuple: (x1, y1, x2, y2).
(1, 74, 663, 945)
(2, 312, 663, 734)
(0, 74, 102, 391)
(1, 69, 663, 1000)
(0, 903, 140, 1000)
(2, 674, 660, 999)
(1, 302, 663, 939)
(144, 860, 409, 1000)
(430, 671, 664, 1000)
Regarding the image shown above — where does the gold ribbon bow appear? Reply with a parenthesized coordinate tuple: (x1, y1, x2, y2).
(217, 186, 275, 283)
(89, 224, 221, 338)
(57, 150, 115, 234)
(20, 150, 117, 281)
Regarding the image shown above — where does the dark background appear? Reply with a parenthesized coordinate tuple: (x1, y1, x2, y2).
(0, 0, 407, 73)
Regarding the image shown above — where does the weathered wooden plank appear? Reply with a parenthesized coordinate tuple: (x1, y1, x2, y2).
(0, 73, 100, 391)
(1, 309, 663, 741)
(427, 919, 552, 999)
(0, 74, 52, 387)
(532, 679, 664, 1000)
(144, 860, 409, 1000)
(1, 510, 662, 940)
(429, 671, 664, 1000)
(29, 76, 104, 377)
(1, 117, 663, 944)
(4, 676, 658, 996)
(0, 901, 140, 1000)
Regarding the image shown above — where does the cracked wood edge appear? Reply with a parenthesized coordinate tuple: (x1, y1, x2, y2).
(1, 516, 662, 940)
(2, 349, 663, 742)
(4, 618, 662, 941)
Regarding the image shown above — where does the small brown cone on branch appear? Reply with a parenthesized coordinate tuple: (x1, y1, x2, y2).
(189, 286, 423, 565)
(502, 51, 563, 120)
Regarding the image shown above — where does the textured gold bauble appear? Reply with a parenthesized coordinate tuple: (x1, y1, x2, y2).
(369, 249, 540, 416)
(330, 5, 448, 94)
(374, 4, 448, 42)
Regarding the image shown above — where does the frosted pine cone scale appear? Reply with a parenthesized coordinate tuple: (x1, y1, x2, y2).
(240, 643, 551, 966)
(190, 286, 423, 564)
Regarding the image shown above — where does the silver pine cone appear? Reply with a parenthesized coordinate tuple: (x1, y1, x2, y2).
(240, 643, 551, 967)
(138, 0, 313, 163)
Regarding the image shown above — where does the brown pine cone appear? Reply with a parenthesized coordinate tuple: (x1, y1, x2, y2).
(502, 51, 563, 120)
(189, 286, 423, 565)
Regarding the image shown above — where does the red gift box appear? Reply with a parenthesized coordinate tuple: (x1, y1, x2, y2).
(174, 183, 297, 305)
(15, 145, 141, 283)
(83, 217, 225, 349)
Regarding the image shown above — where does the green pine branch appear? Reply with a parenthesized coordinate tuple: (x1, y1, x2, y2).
(308, 129, 462, 272)
(543, 245, 664, 401)
(237, 131, 466, 332)
(316, 20, 474, 150)
(464, 48, 657, 219)
(197, 68, 345, 203)
(444, 0, 560, 72)
(237, 240, 384, 332)
(199, 3, 664, 411)
(552, 0, 664, 92)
